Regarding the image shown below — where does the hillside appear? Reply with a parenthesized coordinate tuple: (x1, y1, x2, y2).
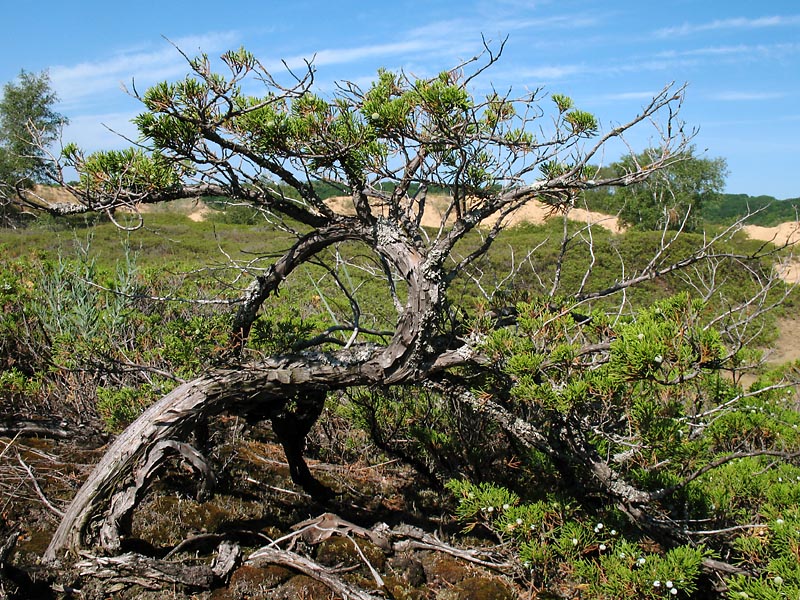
(326, 192, 799, 283)
(705, 193, 800, 226)
(1, 186, 798, 600)
(25, 186, 800, 282)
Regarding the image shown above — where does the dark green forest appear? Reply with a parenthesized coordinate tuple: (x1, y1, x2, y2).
(706, 193, 800, 227)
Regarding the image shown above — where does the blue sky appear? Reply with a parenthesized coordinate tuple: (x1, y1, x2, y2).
(2, 0, 798, 198)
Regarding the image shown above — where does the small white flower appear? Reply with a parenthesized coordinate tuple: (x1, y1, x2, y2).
(654, 355, 663, 364)
(599, 544, 606, 551)
(776, 519, 785, 525)
(516, 518, 523, 525)
(486, 506, 494, 513)
(502, 503, 510, 510)
(572, 538, 578, 546)
(596, 522, 604, 530)
(778, 477, 783, 482)
(666, 580, 673, 588)
(610, 529, 617, 536)
(619, 552, 626, 558)
(637, 557, 646, 565)
(653, 580, 661, 587)
(637, 333, 645, 340)
(774, 576, 784, 585)
(670, 588, 678, 595)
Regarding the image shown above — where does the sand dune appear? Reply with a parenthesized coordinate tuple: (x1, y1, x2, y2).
(325, 194, 622, 232)
(26, 185, 799, 282)
(742, 222, 800, 284)
(743, 222, 800, 247)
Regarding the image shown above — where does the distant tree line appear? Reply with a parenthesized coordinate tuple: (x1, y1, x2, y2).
(704, 193, 800, 227)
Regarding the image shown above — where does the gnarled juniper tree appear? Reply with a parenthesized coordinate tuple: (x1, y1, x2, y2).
(31, 42, 798, 595)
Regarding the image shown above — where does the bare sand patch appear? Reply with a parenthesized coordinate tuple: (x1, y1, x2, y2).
(742, 222, 800, 284)
(768, 317, 800, 366)
(744, 222, 800, 247)
(325, 194, 622, 232)
(187, 206, 211, 222)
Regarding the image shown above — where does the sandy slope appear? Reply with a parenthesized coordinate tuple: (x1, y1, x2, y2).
(27, 186, 800, 283)
(742, 222, 800, 284)
(325, 194, 623, 232)
(743, 222, 800, 247)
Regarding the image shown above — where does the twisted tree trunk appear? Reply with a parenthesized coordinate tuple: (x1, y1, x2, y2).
(46, 222, 448, 562)
(45, 350, 379, 561)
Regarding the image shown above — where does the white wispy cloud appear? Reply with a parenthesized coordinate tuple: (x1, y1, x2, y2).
(656, 14, 800, 37)
(268, 11, 600, 76)
(272, 38, 455, 73)
(656, 42, 800, 59)
(50, 31, 241, 111)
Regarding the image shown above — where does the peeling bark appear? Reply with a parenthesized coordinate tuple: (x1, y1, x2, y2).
(44, 352, 383, 562)
(99, 440, 215, 552)
(75, 552, 216, 590)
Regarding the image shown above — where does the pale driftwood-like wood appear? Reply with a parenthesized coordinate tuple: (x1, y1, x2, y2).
(99, 439, 215, 552)
(243, 513, 513, 599)
(248, 546, 383, 600)
(0, 418, 72, 439)
(75, 552, 215, 590)
(43, 338, 441, 562)
(212, 541, 242, 582)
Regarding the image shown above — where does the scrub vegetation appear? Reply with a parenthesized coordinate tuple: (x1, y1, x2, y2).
(0, 42, 799, 599)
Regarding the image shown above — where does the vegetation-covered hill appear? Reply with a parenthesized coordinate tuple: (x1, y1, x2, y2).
(2, 201, 799, 599)
(1, 47, 799, 600)
(704, 193, 800, 227)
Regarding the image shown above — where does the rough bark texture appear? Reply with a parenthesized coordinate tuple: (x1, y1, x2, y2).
(45, 213, 451, 562)
(45, 351, 386, 561)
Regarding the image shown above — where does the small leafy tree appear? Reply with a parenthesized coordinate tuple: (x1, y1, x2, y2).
(22, 42, 797, 597)
(0, 69, 66, 223)
(586, 147, 727, 231)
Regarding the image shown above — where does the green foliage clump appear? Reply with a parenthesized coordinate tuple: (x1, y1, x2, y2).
(584, 147, 727, 231)
(447, 479, 710, 597)
(62, 145, 184, 198)
(0, 367, 42, 405)
(96, 384, 165, 432)
(727, 517, 800, 599)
